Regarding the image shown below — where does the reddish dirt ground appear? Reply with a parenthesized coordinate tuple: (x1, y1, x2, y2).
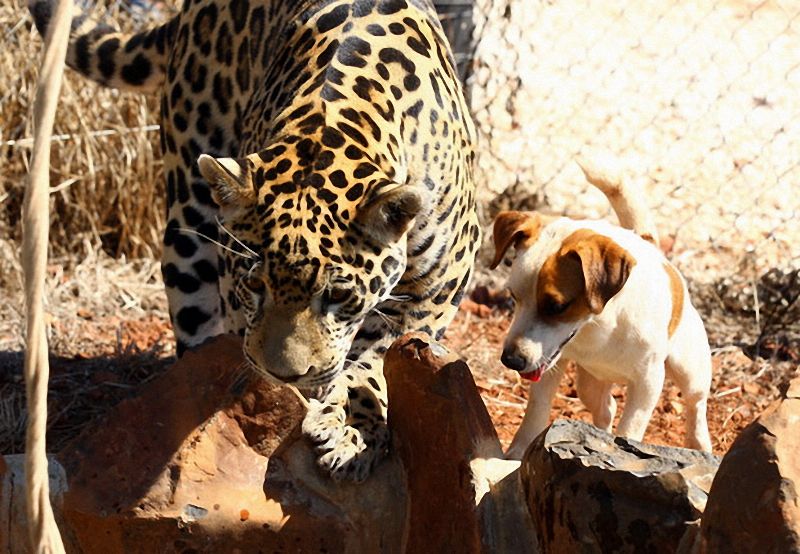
(445, 294, 794, 456)
(0, 287, 794, 457)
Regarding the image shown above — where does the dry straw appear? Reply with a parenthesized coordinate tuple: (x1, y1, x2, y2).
(1, 0, 172, 262)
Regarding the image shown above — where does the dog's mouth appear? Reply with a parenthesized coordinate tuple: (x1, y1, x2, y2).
(519, 329, 578, 382)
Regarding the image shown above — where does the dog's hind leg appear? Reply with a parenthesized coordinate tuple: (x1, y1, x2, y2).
(679, 387, 712, 452)
(576, 365, 616, 433)
(505, 361, 565, 460)
(665, 323, 713, 452)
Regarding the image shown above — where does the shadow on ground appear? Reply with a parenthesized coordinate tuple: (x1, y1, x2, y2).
(0, 348, 174, 455)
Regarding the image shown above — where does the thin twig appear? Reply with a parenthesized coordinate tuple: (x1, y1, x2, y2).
(4, 125, 161, 148)
(721, 405, 746, 429)
(483, 395, 525, 409)
(714, 386, 742, 399)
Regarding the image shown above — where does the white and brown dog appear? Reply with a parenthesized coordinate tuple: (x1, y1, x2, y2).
(492, 161, 712, 459)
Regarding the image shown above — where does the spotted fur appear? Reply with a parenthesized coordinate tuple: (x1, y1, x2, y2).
(30, 0, 480, 481)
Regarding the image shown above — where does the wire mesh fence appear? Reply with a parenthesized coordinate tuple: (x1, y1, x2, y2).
(3, 0, 798, 286)
(469, 0, 800, 285)
(434, 0, 477, 84)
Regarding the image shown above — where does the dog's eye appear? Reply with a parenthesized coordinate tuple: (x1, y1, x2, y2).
(506, 290, 517, 309)
(542, 298, 571, 316)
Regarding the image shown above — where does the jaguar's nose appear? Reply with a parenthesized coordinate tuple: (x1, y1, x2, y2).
(501, 347, 527, 372)
(276, 365, 316, 384)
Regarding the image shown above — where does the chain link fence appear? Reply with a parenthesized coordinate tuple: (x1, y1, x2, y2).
(469, 0, 799, 286)
(4, 0, 797, 280)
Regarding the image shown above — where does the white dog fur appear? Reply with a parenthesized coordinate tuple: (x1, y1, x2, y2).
(493, 160, 712, 459)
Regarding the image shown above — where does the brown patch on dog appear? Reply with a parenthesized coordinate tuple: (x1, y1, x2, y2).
(490, 211, 547, 269)
(664, 262, 684, 337)
(536, 248, 594, 322)
(640, 233, 656, 245)
(536, 229, 636, 321)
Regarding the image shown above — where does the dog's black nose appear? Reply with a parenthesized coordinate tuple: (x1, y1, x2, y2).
(501, 348, 527, 371)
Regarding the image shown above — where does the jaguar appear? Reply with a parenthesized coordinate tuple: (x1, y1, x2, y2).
(30, 0, 480, 481)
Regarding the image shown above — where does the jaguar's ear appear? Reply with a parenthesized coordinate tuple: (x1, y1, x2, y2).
(197, 154, 255, 208)
(358, 185, 423, 243)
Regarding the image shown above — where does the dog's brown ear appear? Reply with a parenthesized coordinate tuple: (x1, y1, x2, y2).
(491, 211, 544, 269)
(562, 230, 636, 314)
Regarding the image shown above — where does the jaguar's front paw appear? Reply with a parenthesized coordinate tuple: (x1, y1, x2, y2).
(302, 398, 346, 451)
(319, 423, 389, 482)
(302, 402, 389, 482)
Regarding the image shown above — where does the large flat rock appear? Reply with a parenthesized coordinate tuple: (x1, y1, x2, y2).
(55, 334, 406, 553)
(521, 419, 720, 553)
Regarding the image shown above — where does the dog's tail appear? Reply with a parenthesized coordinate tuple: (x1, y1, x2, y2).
(577, 153, 660, 245)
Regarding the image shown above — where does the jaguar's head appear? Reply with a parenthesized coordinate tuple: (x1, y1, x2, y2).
(199, 152, 422, 387)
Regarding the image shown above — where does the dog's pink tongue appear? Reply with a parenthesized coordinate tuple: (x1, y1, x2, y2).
(521, 368, 543, 382)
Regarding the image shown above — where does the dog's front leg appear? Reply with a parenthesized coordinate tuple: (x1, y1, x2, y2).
(615, 362, 664, 441)
(576, 365, 616, 433)
(505, 361, 565, 460)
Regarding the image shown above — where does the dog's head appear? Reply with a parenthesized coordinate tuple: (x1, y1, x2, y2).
(492, 211, 636, 381)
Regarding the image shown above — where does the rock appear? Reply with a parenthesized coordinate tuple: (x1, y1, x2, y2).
(471, 457, 540, 553)
(56, 334, 406, 553)
(384, 333, 537, 553)
(0, 454, 72, 554)
(521, 419, 720, 554)
(701, 376, 800, 553)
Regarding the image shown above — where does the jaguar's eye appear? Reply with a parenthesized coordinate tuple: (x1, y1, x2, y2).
(243, 275, 265, 294)
(327, 287, 349, 305)
(541, 297, 571, 316)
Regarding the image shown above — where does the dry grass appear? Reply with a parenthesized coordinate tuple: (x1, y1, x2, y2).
(1, 2, 175, 454)
(0, 0, 175, 261)
(0, 237, 168, 352)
